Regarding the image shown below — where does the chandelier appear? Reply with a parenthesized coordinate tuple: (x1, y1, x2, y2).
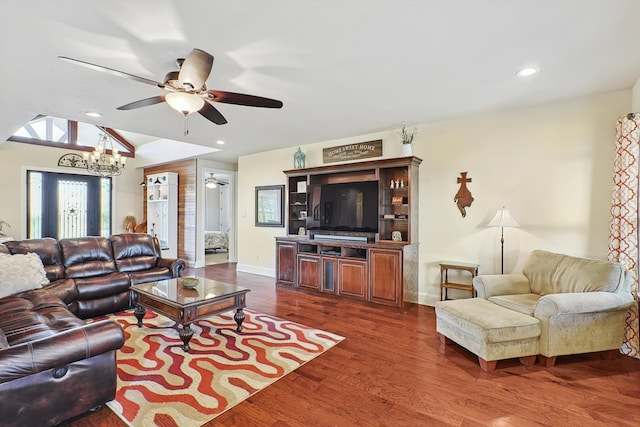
(83, 133, 126, 177)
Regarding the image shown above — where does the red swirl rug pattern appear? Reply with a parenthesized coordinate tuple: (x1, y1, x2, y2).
(103, 309, 344, 426)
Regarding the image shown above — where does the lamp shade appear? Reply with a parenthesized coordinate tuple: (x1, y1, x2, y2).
(165, 92, 205, 115)
(488, 207, 519, 228)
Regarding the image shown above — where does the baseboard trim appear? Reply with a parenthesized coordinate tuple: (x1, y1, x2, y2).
(236, 263, 275, 278)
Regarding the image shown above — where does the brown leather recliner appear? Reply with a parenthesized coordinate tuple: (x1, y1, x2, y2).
(0, 291, 124, 426)
(2, 237, 66, 283)
(59, 236, 133, 319)
(110, 232, 184, 284)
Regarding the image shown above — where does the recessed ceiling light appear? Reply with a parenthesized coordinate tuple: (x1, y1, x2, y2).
(85, 111, 102, 117)
(216, 140, 225, 145)
(516, 67, 539, 77)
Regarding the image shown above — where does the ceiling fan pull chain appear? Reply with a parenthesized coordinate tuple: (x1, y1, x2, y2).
(184, 113, 189, 136)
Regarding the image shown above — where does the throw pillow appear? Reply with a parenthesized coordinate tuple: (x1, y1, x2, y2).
(0, 328, 8, 349)
(0, 252, 49, 298)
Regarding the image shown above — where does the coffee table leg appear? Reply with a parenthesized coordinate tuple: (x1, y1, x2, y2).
(134, 304, 146, 327)
(234, 308, 245, 332)
(179, 324, 194, 352)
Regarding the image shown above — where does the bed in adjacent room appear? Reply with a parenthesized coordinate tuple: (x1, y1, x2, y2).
(205, 230, 228, 252)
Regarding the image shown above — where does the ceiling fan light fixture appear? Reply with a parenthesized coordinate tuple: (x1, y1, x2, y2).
(205, 172, 219, 188)
(165, 92, 205, 115)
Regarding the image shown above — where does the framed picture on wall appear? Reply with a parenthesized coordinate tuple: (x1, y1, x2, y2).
(255, 185, 285, 227)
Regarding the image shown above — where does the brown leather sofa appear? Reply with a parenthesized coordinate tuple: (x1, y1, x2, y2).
(0, 233, 186, 426)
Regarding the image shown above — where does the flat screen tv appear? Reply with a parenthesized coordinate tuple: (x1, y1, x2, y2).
(309, 181, 378, 233)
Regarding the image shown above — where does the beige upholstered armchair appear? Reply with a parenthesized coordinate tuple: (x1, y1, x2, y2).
(473, 250, 635, 367)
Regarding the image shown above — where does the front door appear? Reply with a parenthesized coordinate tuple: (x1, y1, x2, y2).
(28, 170, 111, 239)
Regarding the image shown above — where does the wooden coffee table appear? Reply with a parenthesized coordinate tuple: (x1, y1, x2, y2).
(130, 277, 250, 352)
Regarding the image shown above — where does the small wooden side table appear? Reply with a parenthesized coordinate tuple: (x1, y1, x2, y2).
(439, 261, 479, 301)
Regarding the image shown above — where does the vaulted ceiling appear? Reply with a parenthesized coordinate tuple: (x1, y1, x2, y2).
(1, 0, 639, 165)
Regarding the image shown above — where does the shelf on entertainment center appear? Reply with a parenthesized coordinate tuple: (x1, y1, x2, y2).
(284, 156, 421, 243)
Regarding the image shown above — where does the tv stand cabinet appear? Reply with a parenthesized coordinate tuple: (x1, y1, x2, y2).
(277, 156, 422, 310)
(275, 237, 417, 309)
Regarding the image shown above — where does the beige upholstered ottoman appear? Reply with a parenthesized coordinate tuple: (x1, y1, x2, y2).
(435, 298, 541, 371)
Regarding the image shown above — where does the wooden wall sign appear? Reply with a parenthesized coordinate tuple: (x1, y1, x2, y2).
(322, 139, 383, 163)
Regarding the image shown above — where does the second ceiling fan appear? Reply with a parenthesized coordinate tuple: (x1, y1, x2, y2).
(205, 173, 228, 188)
(59, 48, 283, 131)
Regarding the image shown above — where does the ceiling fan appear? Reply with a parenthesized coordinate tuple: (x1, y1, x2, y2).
(205, 173, 228, 188)
(58, 48, 283, 132)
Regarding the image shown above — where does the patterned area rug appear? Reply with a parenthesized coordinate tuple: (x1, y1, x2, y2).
(103, 309, 344, 427)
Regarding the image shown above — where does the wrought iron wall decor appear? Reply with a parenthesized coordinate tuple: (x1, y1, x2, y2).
(58, 153, 88, 169)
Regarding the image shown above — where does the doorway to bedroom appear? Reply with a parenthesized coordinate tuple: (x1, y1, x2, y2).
(204, 172, 232, 265)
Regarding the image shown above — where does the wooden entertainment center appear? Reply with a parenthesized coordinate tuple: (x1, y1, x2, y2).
(275, 156, 422, 310)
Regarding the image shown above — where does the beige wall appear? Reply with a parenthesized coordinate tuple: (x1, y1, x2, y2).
(633, 76, 640, 111)
(0, 141, 144, 239)
(237, 89, 632, 305)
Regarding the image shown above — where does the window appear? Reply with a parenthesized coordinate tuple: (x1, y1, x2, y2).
(10, 115, 135, 157)
(255, 185, 284, 227)
(14, 116, 69, 143)
(28, 171, 112, 239)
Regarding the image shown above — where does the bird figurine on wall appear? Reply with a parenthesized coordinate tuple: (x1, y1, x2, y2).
(454, 172, 474, 217)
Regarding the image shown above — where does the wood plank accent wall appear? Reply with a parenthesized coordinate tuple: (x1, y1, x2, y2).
(144, 160, 197, 265)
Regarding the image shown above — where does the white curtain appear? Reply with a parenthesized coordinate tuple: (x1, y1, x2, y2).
(608, 112, 640, 359)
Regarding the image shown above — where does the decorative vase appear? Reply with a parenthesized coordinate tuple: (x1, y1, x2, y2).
(294, 147, 306, 169)
(402, 143, 412, 156)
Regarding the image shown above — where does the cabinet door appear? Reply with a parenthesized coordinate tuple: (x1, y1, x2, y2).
(369, 248, 402, 306)
(337, 258, 367, 299)
(321, 257, 337, 293)
(297, 255, 321, 290)
(276, 242, 297, 286)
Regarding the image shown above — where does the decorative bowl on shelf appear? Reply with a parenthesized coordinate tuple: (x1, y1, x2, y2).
(178, 276, 199, 289)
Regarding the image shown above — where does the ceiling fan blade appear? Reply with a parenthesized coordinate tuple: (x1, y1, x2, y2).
(199, 101, 227, 125)
(117, 95, 166, 110)
(58, 56, 163, 87)
(208, 90, 283, 108)
(178, 49, 213, 90)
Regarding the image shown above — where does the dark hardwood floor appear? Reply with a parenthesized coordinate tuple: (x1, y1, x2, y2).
(67, 263, 640, 427)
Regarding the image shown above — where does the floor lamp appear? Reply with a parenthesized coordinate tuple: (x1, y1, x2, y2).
(488, 206, 519, 274)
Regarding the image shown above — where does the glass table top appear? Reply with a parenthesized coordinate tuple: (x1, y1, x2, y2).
(132, 277, 249, 305)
